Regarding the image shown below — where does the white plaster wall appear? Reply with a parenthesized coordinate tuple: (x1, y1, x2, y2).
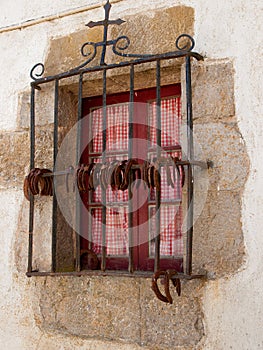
(0, 0, 262, 349)
(0, 0, 95, 27)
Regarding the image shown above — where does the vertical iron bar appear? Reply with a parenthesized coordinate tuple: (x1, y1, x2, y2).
(88, 109, 93, 251)
(27, 84, 36, 273)
(101, 69, 107, 271)
(154, 60, 161, 272)
(128, 64, 134, 273)
(75, 73, 83, 272)
(185, 56, 194, 276)
(51, 79, 59, 272)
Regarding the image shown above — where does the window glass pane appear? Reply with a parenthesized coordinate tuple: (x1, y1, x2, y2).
(91, 207, 129, 256)
(147, 96, 183, 259)
(90, 109, 103, 153)
(90, 104, 129, 153)
(148, 97, 181, 148)
(149, 205, 183, 257)
(83, 88, 183, 268)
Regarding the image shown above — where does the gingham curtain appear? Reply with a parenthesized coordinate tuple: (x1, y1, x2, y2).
(90, 98, 183, 257)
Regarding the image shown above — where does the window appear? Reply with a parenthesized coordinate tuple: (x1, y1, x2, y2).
(79, 84, 184, 272)
(26, 1, 205, 297)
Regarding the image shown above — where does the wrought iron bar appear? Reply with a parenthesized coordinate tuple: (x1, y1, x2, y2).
(27, 85, 36, 274)
(185, 56, 194, 276)
(75, 73, 83, 272)
(101, 69, 107, 271)
(40, 160, 208, 178)
(154, 60, 161, 272)
(51, 79, 59, 272)
(30, 50, 203, 85)
(30, 85, 36, 170)
(26, 270, 206, 279)
(128, 64, 134, 273)
(28, 196, 34, 274)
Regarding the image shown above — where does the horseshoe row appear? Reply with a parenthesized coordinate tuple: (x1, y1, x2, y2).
(71, 159, 141, 192)
(71, 157, 185, 193)
(23, 157, 186, 200)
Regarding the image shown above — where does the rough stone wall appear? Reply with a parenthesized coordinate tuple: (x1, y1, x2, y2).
(0, 0, 262, 350)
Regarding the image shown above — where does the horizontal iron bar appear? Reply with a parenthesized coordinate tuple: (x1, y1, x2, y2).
(42, 168, 74, 177)
(26, 270, 207, 279)
(31, 50, 203, 87)
(177, 160, 212, 168)
(41, 159, 210, 177)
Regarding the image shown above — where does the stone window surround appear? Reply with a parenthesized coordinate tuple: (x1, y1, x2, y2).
(20, 2, 249, 287)
(24, 54, 249, 278)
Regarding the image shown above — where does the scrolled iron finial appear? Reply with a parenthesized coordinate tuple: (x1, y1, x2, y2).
(175, 34, 195, 51)
(30, 63, 45, 81)
(112, 35, 131, 56)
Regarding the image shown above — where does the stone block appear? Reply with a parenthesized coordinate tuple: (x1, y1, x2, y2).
(0, 131, 29, 190)
(139, 278, 204, 349)
(33, 197, 53, 272)
(34, 125, 54, 169)
(42, 6, 194, 98)
(110, 6, 194, 60)
(0, 124, 56, 190)
(181, 60, 235, 121)
(193, 190, 245, 276)
(193, 122, 249, 191)
(34, 83, 55, 126)
(45, 28, 103, 77)
(37, 276, 141, 342)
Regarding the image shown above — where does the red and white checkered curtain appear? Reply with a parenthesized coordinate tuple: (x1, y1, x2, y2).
(149, 205, 183, 256)
(89, 98, 183, 257)
(148, 97, 181, 147)
(91, 104, 129, 255)
(91, 105, 129, 153)
(91, 207, 129, 255)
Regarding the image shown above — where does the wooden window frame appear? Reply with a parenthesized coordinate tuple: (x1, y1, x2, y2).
(80, 84, 183, 272)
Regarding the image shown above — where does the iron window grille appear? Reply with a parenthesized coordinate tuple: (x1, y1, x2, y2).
(25, 0, 209, 302)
